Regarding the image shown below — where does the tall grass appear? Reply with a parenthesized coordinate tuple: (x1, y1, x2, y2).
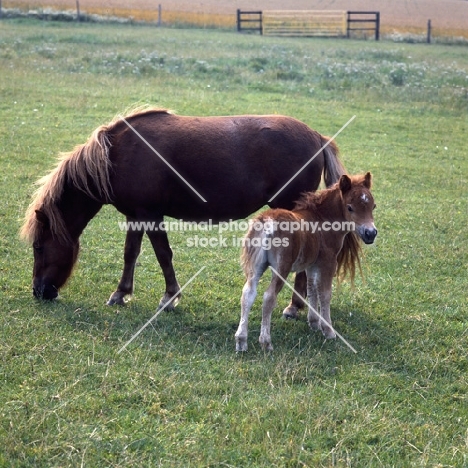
(0, 19, 467, 467)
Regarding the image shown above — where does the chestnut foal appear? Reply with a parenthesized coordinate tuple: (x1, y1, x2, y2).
(235, 173, 377, 352)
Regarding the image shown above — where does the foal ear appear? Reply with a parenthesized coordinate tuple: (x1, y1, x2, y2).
(363, 172, 372, 189)
(339, 174, 352, 194)
(35, 210, 49, 227)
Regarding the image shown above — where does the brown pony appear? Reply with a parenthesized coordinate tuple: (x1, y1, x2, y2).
(21, 107, 355, 310)
(235, 173, 377, 352)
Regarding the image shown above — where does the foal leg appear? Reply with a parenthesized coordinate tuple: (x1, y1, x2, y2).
(282, 271, 307, 319)
(259, 270, 287, 351)
(146, 227, 181, 311)
(107, 228, 144, 305)
(305, 268, 321, 332)
(235, 272, 262, 352)
(315, 268, 336, 339)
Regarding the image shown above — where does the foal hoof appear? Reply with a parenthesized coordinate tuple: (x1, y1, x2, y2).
(235, 341, 248, 352)
(322, 328, 337, 340)
(282, 305, 299, 320)
(107, 291, 129, 306)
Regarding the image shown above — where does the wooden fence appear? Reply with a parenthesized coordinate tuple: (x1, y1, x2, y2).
(237, 9, 380, 40)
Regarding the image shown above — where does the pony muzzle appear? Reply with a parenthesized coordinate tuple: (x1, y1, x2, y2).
(358, 225, 378, 244)
(33, 281, 59, 300)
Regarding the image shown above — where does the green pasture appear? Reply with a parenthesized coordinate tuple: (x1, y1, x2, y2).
(0, 19, 467, 467)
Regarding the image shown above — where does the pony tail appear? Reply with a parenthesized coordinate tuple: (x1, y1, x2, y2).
(321, 136, 346, 187)
(241, 240, 266, 278)
(336, 232, 363, 285)
(240, 225, 269, 278)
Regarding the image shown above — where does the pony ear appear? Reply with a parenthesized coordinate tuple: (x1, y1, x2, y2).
(363, 172, 372, 189)
(339, 174, 352, 194)
(35, 210, 49, 227)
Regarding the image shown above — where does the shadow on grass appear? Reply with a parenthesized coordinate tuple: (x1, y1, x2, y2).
(31, 295, 401, 368)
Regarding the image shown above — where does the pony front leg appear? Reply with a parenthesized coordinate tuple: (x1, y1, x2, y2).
(107, 227, 144, 305)
(235, 275, 260, 352)
(306, 268, 321, 332)
(146, 228, 181, 311)
(316, 269, 336, 339)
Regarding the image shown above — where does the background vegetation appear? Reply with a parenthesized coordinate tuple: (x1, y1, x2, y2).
(3, 0, 468, 42)
(0, 19, 467, 466)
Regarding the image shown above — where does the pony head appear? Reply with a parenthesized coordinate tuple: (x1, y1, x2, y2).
(339, 172, 377, 244)
(30, 209, 79, 300)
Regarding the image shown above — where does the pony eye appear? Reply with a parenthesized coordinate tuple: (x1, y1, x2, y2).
(33, 243, 43, 253)
(347, 205, 354, 212)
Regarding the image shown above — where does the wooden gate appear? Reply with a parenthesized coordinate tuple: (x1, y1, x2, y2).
(262, 10, 346, 37)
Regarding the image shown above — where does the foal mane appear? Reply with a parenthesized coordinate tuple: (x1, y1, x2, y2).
(20, 106, 172, 245)
(293, 178, 364, 285)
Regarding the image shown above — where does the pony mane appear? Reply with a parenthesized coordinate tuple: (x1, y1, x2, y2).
(293, 176, 366, 284)
(21, 106, 173, 245)
(293, 190, 328, 214)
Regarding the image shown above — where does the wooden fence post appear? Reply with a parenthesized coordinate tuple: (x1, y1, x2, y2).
(76, 0, 80, 22)
(375, 11, 380, 40)
(427, 19, 431, 44)
(158, 4, 162, 26)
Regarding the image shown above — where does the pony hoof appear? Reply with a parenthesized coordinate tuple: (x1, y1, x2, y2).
(282, 305, 299, 320)
(157, 294, 180, 311)
(259, 339, 273, 351)
(323, 329, 337, 339)
(308, 320, 321, 331)
(107, 292, 129, 306)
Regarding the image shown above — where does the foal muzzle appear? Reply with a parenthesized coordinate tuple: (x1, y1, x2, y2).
(361, 227, 378, 244)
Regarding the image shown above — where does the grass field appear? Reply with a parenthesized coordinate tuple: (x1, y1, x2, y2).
(0, 18, 467, 467)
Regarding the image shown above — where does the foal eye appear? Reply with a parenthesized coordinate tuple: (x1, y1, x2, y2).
(347, 205, 354, 212)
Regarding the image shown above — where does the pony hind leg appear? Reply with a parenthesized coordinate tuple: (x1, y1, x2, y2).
(145, 227, 181, 311)
(235, 263, 268, 352)
(282, 271, 307, 319)
(107, 227, 144, 305)
(259, 266, 289, 351)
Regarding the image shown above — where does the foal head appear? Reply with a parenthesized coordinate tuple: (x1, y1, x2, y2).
(31, 210, 79, 300)
(340, 172, 377, 244)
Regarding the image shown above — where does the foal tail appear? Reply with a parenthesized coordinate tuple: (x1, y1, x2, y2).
(321, 136, 346, 188)
(320, 136, 363, 284)
(240, 226, 269, 278)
